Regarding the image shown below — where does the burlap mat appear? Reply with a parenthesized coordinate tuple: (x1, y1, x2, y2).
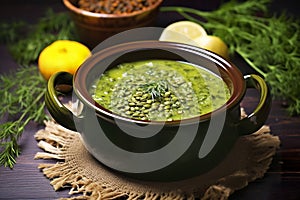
(34, 109, 280, 200)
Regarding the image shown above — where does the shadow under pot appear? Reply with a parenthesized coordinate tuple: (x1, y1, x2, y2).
(45, 41, 271, 182)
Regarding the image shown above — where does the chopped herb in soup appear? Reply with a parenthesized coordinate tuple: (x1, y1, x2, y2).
(91, 60, 230, 121)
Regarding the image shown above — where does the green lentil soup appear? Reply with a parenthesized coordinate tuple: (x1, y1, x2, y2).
(91, 60, 230, 121)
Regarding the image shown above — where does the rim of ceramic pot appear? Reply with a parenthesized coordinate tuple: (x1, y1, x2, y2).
(63, 0, 163, 18)
(73, 40, 246, 125)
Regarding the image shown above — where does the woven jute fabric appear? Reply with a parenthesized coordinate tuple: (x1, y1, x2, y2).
(34, 110, 280, 200)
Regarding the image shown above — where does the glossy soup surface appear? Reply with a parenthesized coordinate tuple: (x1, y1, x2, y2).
(91, 60, 230, 121)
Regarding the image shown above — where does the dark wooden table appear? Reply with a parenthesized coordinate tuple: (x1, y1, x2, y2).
(0, 0, 299, 199)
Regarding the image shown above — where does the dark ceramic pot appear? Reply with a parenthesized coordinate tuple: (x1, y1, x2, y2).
(45, 41, 271, 182)
(63, 0, 163, 48)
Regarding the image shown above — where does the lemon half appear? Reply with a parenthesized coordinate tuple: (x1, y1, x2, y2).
(159, 21, 229, 60)
(159, 21, 207, 46)
(195, 35, 229, 59)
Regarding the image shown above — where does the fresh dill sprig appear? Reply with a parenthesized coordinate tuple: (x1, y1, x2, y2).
(0, 9, 77, 66)
(0, 9, 77, 168)
(0, 66, 47, 168)
(141, 80, 169, 101)
(161, 0, 300, 115)
(0, 21, 27, 44)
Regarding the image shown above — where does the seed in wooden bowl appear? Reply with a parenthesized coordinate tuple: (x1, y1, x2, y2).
(78, 0, 160, 14)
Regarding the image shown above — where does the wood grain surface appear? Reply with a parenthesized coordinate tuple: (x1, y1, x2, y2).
(0, 1, 299, 199)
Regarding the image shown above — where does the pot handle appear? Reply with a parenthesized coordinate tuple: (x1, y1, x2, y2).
(45, 72, 77, 131)
(238, 74, 271, 135)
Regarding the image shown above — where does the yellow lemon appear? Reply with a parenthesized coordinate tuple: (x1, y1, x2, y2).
(195, 35, 229, 60)
(159, 21, 207, 46)
(38, 40, 91, 80)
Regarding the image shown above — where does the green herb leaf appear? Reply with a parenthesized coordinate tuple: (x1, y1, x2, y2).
(0, 9, 77, 168)
(140, 80, 169, 100)
(161, 0, 300, 115)
(0, 66, 47, 168)
(0, 9, 77, 66)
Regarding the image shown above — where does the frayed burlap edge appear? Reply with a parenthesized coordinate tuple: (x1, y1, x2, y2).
(34, 110, 280, 200)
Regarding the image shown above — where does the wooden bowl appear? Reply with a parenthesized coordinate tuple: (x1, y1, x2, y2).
(63, 0, 163, 48)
